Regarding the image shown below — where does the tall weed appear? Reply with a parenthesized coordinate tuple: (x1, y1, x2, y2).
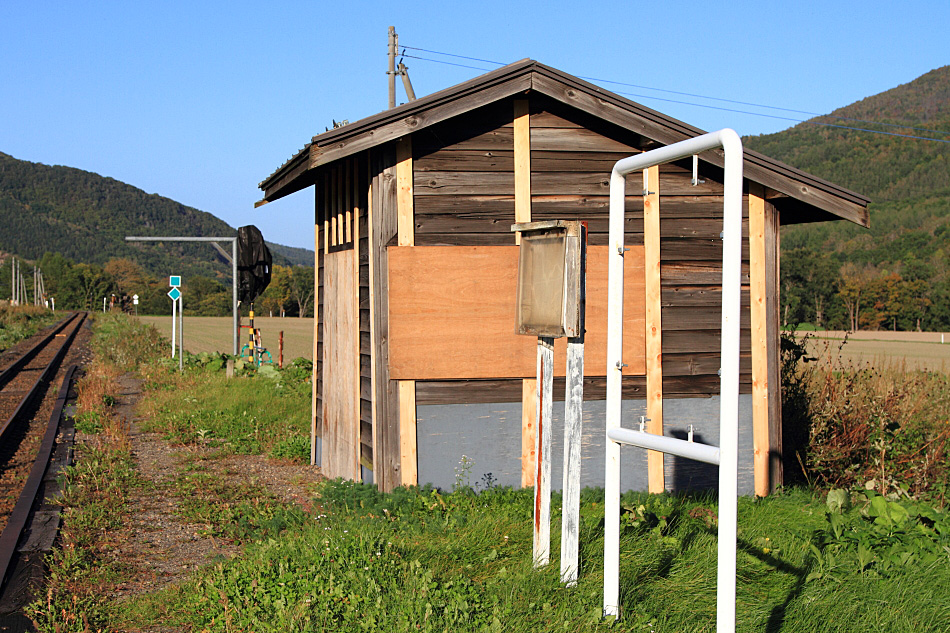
(90, 313, 165, 372)
(0, 305, 59, 351)
(783, 332, 950, 500)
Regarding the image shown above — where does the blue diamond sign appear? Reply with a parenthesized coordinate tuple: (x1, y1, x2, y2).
(168, 287, 181, 301)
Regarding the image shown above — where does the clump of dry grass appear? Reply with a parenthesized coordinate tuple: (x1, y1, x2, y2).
(805, 366, 949, 500)
(785, 332, 950, 502)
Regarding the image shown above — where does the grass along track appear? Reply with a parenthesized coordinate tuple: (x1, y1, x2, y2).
(138, 315, 313, 361)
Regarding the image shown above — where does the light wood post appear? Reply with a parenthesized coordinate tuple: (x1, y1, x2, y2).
(396, 137, 414, 247)
(514, 98, 531, 244)
(643, 166, 664, 493)
(521, 378, 537, 487)
(514, 97, 536, 485)
(396, 136, 417, 486)
(750, 184, 769, 496)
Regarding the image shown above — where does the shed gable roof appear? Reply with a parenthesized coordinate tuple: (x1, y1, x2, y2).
(259, 59, 870, 226)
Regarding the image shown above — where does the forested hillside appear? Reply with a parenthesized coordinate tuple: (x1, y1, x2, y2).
(744, 65, 950, 330)
(0, 151, 313, 279)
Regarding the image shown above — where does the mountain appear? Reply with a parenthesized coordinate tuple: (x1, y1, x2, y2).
(0, 151, 314, 280)
(743, 65, 950, 264)
(742, 66, 950, 330)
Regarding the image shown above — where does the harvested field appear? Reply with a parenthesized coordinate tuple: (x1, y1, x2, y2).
(800, 330, 950, 372)
(137, 316, 313, 361)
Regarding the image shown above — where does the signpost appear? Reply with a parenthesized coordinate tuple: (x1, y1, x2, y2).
(168, 278, 183, 371)
(125, 237, 239, 355)
(510, 220, 587, 586)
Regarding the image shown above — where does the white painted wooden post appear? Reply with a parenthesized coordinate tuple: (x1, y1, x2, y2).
(560, 230, 586, 586)
(533, 336, 554, 566)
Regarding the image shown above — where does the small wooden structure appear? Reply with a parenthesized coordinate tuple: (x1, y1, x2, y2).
(257, 60, 869, 495)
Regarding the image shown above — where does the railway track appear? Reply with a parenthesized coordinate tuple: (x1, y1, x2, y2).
(0, 312, 87, 609)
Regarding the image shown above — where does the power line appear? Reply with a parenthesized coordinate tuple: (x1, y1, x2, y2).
(401, 46, 505, 68)
(400, 54, 492, 73)
(607, 89, 950, 144)
(577, 74, 950, 138)
(400, 44, 950, 140)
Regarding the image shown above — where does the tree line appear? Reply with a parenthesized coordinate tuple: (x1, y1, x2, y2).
(0, 253, 315, 318)
(781, 247, 949, 331)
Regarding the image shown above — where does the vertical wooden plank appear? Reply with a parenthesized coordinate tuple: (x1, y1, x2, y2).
(750, 183, 769, 496)
(399, 380, 417, 486)
(643, 165, 664, 493)
(322, 249, 360, 481)
(514, 98, 531, 245)
(533, 337, 554, 567)
(396, 137, 414, 247)
(396, 136, 417, 487)
(353, 166, 362, 480)
(368, 153, 379, 485)
(765, 199, 783, 492)
(323, 172, 331, 254)
(337, 165, 345, 246)
(372, 146, 400, 491)
(521, 378, 537, 488)
(318, 220, 321, 466)
(560, 233, 585, 587)
(345, 159, 353, 243)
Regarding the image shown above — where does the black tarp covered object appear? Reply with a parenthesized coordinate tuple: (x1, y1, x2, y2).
(237, 225, 272, 303)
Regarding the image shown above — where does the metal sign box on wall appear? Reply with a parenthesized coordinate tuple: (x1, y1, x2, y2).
(511, 220, 583, 339)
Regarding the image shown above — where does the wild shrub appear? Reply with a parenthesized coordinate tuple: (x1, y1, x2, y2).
(0, 304, 59, 351)
(91, 312, 164, 371)
(782, 332, 950, 500)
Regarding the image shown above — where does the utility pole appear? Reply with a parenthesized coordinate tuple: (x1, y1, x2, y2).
(388, 27, 417, 107)
(388, 26, 397, 109)
(398, 61, 416, 100)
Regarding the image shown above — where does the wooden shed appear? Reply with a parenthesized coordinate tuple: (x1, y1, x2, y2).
(257, 60, 869, 496)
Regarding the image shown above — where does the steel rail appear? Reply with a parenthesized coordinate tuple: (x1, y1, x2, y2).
(0, 365, 79, 593)
(0, 313, 86, 444)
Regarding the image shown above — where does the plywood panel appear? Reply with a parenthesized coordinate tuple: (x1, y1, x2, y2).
(322, 249, 360, 481)
(388, 245, 645, 380)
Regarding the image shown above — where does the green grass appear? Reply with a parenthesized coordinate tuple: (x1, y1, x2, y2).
(0, 304, 60, 352)
(118, 483, 950, 632)
(140, 363, 311, 460)
(37, 314, 950, 632)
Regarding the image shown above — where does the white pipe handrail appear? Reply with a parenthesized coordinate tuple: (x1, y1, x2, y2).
(607, 428, 721, 466)
(603, 129, 743, 633)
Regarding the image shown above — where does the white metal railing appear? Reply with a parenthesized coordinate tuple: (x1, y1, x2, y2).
(603, 129, 743, 633)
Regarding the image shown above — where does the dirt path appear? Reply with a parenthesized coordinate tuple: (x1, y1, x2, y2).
(91, 374, 324, 626)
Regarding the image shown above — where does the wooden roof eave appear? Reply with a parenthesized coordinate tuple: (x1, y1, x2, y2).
(527, 66, 870, 227)
(308, 73, 533, 170)
(258, 59, 870, 226)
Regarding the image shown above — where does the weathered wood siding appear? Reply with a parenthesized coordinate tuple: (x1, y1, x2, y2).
(407, 95, 751, 405)
(315, 157, 374, 479)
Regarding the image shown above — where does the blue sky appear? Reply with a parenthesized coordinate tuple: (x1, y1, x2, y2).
(1, 1, 947, 250)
